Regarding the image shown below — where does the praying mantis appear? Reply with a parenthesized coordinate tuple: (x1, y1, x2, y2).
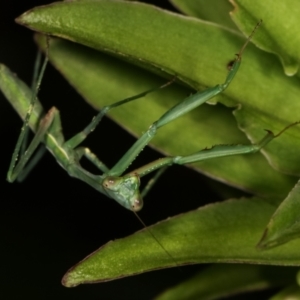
(2, 0, 300, 298)
(3, 20, 300, 268)
(3, 18, 299, 214)
(1, 20, 283, 212)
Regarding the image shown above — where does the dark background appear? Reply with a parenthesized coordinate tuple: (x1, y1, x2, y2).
(0, 1, 273, 299)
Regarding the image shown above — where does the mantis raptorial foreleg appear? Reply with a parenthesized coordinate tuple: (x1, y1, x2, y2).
(6, 50, 48, 183)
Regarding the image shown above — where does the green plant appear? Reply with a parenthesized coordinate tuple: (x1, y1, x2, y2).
(3, 0, 300, 298)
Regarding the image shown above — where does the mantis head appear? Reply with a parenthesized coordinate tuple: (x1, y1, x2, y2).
(102, 174, 143, 211)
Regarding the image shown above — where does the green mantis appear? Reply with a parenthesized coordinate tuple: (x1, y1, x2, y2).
(2, 20, 296, 213)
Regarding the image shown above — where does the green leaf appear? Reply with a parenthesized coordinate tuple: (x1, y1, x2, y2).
(35, 35, 297, 200)
(258, 180, 300, 249)
(155, 264, 297, 300)
(62, 197, 300, 287)
(170, 0, 237, 30)
(270, 284, 300, 300)
(230, 0, 300, 76)
(4, 2, 300, 293)
(16, 0, 300, 178)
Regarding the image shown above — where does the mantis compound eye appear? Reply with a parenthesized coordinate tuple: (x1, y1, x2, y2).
(131, 197, 143, 212)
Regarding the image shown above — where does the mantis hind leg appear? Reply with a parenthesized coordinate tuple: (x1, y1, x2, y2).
(7, 107, 57, 182)
(16, 145, 47, 182)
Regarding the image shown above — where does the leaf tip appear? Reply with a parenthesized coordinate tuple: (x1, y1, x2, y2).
(15, 9, 33, 27)
(15, 15, 25, 26)
(256, 228, 271, 250)
(61, 268, 80, 288)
